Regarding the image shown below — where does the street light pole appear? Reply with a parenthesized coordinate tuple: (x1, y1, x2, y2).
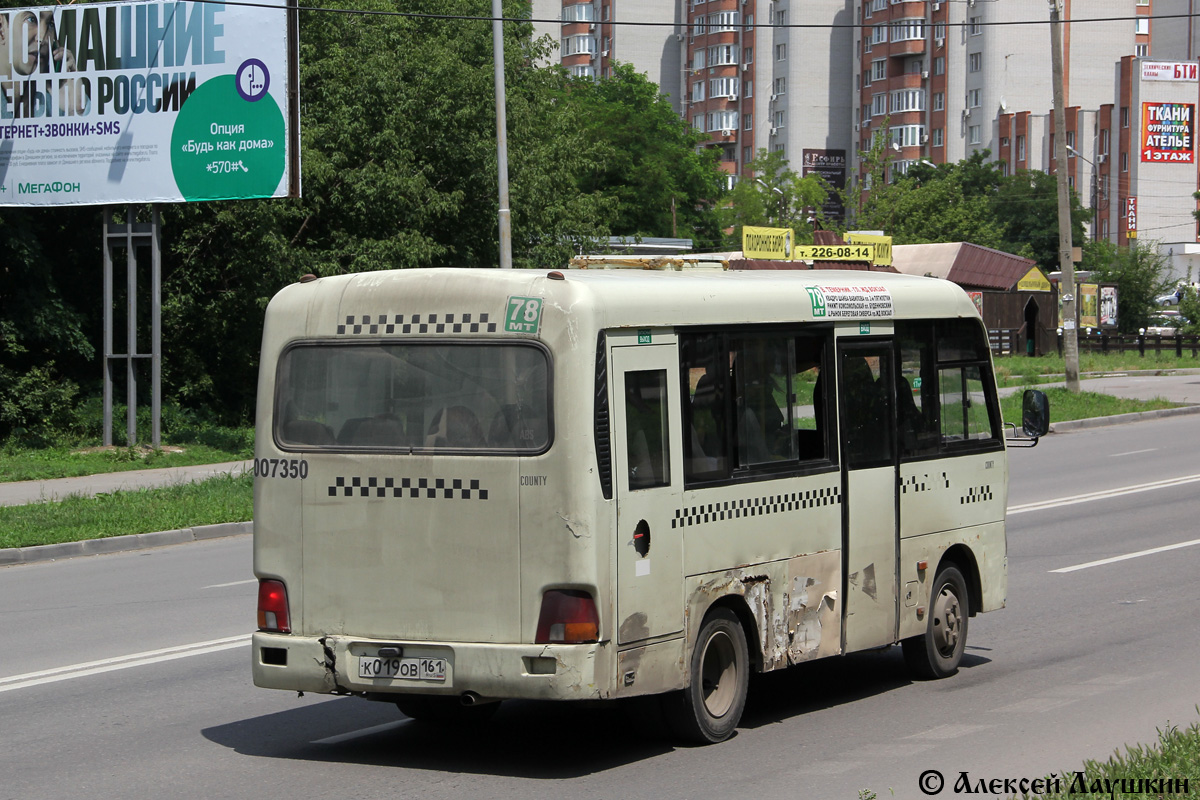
(1050, 0, 1080, 390)
(492, 0, 513, 269)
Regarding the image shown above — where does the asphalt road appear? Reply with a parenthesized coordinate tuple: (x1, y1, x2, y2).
(2, 415, 1198, 800)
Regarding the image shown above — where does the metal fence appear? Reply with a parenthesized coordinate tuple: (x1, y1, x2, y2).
(990, 328, 1200, 358)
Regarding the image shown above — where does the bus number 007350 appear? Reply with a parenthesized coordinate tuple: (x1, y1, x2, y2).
(254, 458, 308, 480)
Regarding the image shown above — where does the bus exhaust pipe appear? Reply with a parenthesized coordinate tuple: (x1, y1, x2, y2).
(460, 691, 483, 706)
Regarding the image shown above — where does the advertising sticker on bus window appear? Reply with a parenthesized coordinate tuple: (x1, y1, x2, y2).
(805, 285, 893, 319)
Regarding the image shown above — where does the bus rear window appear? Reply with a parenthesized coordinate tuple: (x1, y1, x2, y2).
(274, 343, 550, 453)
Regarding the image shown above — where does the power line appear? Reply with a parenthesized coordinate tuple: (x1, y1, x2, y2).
(159, 0, 1200, 32)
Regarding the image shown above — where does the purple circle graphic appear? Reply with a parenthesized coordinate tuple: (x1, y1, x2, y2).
(236, 59, 271, 102)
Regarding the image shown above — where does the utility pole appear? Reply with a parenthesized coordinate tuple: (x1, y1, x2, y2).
(1050, 0, 1080, 391)
(492, 0, 513, 269)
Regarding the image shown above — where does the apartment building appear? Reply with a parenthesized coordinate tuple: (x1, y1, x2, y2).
(534, 0, 1200, 276)
(532, 0, 856, 203)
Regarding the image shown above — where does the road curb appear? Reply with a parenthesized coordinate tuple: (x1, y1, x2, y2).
(0, 521, 252, 567)
(1049, 403, 1200, 432)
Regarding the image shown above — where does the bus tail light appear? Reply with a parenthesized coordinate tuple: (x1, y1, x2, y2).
(535, 589, 599, 643)
(257, 579, 291, 633)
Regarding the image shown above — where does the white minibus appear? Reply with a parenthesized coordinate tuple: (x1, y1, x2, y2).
(252, 260, 1046, 743)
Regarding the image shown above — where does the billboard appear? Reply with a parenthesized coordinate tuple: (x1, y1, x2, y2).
(1140, 102, 1194, 164)
(801, 149, 846, 222)
(0, 1, 298, 206)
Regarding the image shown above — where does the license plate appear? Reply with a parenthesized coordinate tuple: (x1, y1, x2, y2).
(358, 655, 446, 682)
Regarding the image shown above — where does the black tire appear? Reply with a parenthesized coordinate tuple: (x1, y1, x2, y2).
(395, 695, 500, 725)
(664, 607, 749, 744)
(902, 564, 969, 680)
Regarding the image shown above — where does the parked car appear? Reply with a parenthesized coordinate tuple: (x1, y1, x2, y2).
(1145, 312, 1186, 336)
(1156, 290, 1181, 306)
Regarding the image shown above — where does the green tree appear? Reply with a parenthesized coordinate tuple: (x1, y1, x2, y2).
(1082, 239, 1173, 334)
(990, 168, 1090, 271)
(721, 149, 828, 247)
(567, 63, 726, 248)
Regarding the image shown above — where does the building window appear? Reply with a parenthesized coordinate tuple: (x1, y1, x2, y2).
(744, 80, 753, 98)
(933, 92, 945, 111)
(872, 24, 888, 44)
(934, 56, 945, 75)
(708, 44, 737, 65)
(872, 59, 886, 81)
(1135, 17, 1149, 35)
(693, 115, 705, 132)
(774, 77, 787, 95)
(932, 128, 944, 147)
(743, 145, 752, 161)
(969, 16, 982, 35)
(743, 46, 753, 64)
(602, 5, 610, 21)
(691, 81, 706, 102)
(1066, 130, 1075, 149)
(693, 50, 706, 70)
(743, 114, 752, 131)
(1017, 135, 1026, 160)
(693, 18, 705, 36)
(892, 18, 925, 42)
(891, 125, 925, 148)
(746, 14, 753, 30)
(968, 125, 981, 145)
(871, 0, 887, 11)
(969, 52, 982, 72)
(710, 77, 739, 99)
(571, 64, 595, 79)
(891, 88, 925, 113)
(967, 88, 981, 108)
(707, 110, 738, 132)
(562, 35, 596, 55)
(1100, 128, 1110, 155)
(774, 110, 786, 128)
(871, 93, 887, 117)
(1121, 106, 1129, 127)
(772, 144, 786, 157)
(776, 43, 787, 61)
(563, 3, 594, 22)
(774, 9, 786, 27)
(934, 22, 946, 40)
(709, 11, 740, 32)
(1121, 151, 1129, 172)
(1136, 43, 1148, 57)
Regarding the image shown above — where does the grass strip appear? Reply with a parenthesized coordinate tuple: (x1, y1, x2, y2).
(0, 444, 250, 484)
(1000, 387, 1181, 427)
(0, 472, 252, 550)
(1030, 717, 1200, 798)
(994, 351, 1200, 385)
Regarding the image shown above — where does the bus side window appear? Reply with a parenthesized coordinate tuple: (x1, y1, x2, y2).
(625, 370, 671, 490)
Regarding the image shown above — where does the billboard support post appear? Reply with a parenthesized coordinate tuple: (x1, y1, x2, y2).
(103, 206, 162, 449)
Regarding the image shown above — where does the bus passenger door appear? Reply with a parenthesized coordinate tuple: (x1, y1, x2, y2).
(838, 341, 899, 653)
(611, 343, 685, 646)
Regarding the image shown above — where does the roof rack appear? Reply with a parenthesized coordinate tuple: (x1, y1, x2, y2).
(568, 255, 729, 271)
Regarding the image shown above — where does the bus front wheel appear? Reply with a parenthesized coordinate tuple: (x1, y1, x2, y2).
(902, 564, 969, 680)
(664, 606, 749, 744)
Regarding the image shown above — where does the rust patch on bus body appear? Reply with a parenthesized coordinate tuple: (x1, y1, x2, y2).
(687, 552, 841, 673)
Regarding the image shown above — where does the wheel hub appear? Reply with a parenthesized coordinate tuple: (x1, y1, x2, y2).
(931, 585, 961, 656)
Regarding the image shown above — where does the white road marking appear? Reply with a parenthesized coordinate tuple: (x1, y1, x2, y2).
(312, 720, 413, 745)
(1008, 473, 1200, 515)
(204, 579, 257, 589)
(0, 634, 251, 694)
(1109, 448, 1158, 457)
(1050, 538, 1200, 574)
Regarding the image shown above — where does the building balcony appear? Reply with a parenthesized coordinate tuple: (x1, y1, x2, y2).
(888, 38, 925, 57)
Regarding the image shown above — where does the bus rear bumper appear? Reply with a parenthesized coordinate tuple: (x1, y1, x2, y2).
(251, 632, 610, 701)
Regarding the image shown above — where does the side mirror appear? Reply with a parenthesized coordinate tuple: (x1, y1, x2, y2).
(1022, 389, 1050, 440)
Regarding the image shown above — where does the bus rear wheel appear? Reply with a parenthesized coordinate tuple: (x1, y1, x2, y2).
(902, 564, 969, 680)
(664, 606, 749, 744)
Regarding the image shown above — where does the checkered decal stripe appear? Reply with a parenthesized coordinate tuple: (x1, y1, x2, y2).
(328, 476, 489, 500)
(336, 313, 497, 335)
(672, 486, 840, 529)
(901, 472, 951, 494)
(960, 485, 994, 505)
